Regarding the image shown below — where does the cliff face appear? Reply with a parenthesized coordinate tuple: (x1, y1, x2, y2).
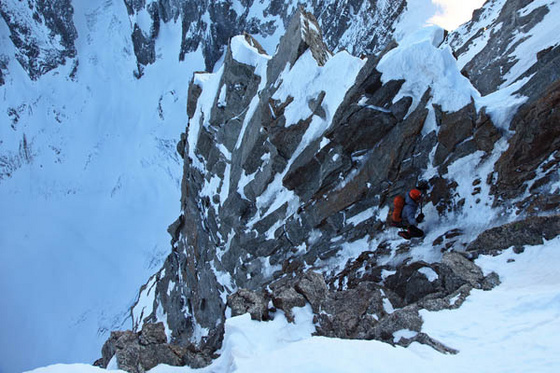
(0, 0, 408, 82)
(4, 0, 556, 371)
(99, 2, 560, 371)
(446, 0, 559, 100)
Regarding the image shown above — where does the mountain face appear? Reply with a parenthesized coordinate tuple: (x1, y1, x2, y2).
(444, 0, 560, 206)
(94, 1, 560, 371)
(0, 0, 408, 81)
(1, 0, 559, 372)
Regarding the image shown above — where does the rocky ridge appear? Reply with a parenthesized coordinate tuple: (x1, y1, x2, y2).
(97, 2, 560, 371)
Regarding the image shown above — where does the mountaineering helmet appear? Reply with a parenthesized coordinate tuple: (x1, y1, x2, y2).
(409, 189, 422, 202)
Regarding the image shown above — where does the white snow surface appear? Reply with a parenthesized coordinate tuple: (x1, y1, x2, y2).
(28, 238, 560, 373)
(230, 35, 271, 67)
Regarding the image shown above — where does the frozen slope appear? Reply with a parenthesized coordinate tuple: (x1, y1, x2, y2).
(0, 1, 197, 372)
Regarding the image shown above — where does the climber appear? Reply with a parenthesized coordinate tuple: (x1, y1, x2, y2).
(399, 188, 425, 239)
(390, 187, 426, 240)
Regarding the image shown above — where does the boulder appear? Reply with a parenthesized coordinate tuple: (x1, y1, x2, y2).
(227, 289, 270, 321)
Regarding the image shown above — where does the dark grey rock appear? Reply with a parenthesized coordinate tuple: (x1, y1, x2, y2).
(384, 262, 443, 305)
(367, 305, 423, 342)
(440, 252, 485, 289)
(294, 271, 328, 312)
(398, 332, 459, 354)
(492, 80, 560, 205)
(482, 272, 501, 291)
(467, 215, 560, 255)
(95, 322, 205, 373)
(271, 286, 306, 322)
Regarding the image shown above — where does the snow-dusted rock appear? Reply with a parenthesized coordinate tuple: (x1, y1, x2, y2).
(493, 80, 560, 206)
(120, 0, 410, 74)
(446, 0, 557, 97)
(95, 322, 211, 372)
(101, 1, 560, 370)
(227, 289, 270, 321)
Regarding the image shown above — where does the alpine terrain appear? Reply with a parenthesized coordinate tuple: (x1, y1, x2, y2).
(1, 0, 559, 372)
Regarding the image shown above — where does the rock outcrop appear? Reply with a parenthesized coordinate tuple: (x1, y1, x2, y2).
(94, 322, 213, 372)
(446, 0, 560, 212)
(492, 80, 560, 208)
(226, 251, 498, 354)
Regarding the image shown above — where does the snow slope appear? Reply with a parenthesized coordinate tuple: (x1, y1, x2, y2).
(28, 237, 560, 373)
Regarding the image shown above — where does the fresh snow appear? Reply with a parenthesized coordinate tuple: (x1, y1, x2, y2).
(377, 25, 477, 114)
(418, 267, 438, 282)
(230, 35, 271, 67)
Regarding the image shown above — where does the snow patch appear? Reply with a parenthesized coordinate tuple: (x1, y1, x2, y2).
(230, 35, 271, 67)
(392, 329, 418, 343)
(419, 267, 438, 282)
(378, 26, 477, 114)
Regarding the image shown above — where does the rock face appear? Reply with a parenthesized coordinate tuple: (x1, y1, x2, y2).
(446, 0, 560, 212)
(106, 9, 489, 370)
(492, 80, 560, 208)
(226, 251, 497, 354)
(0, 0, 78, 81)
(100, 0, 560, 370)
(0, 0, 408, 81)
